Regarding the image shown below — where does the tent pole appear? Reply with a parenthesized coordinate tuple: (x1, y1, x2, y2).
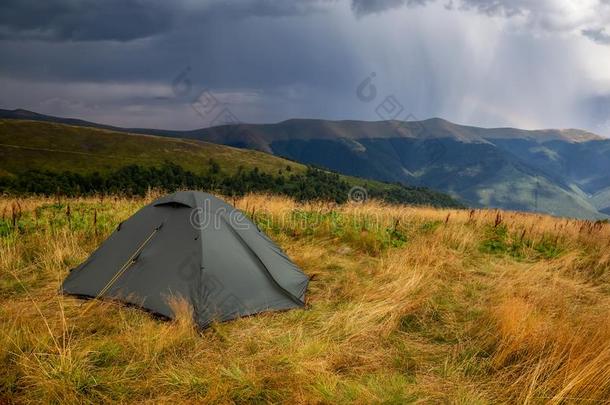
(81, 225, 161, 315)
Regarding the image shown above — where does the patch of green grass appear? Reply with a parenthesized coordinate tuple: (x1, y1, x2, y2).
(390, 340, 420, 377)
(5, 202, 123, 240)
(222, 365, 284, 404)
(263, 210, 409, 255)
(533, 236, 564, 259)
(479, 224, 512, 255)
(162, 368, 210, 397)
(479, 224, 564, 260)
(419, 220, 443, 234)
(0, 219, 12, 237)
(0, 277, 29, 298)
(89, 341, 124, 368)
(398, 292, 459, 344)
(385, 225, 408, 248)
(398, 313, 423, 334)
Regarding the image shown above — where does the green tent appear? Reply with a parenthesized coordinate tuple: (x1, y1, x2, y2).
(62, 191, 309, 327)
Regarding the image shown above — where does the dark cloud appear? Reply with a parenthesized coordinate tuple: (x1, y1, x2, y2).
(2, 0, 608, 45)
(350, 0, 610, 45)
(0, 10, 359, 91)
(350, 0, 524, 16)
(350, 0, 431, 16)
(0, 0, 609, 134)
(453, 0, 524, 17)
(0, 0, 335, 42)
(0, 0, 173, 41)
(582, 28, 610, 45)
(0, 1, 362, 129)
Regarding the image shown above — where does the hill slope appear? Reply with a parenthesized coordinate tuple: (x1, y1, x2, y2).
(0, 119, 295, 176)
(0, 119, 460, 207)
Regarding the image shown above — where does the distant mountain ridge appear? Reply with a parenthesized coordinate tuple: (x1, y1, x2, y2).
(1, 109, 608, 219)
(189, 118, 608, 219)
(1, 109, 601, 144)
(0, 108, 124, 132)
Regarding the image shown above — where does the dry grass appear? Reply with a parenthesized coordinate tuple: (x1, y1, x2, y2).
(1, 194, 610, 403)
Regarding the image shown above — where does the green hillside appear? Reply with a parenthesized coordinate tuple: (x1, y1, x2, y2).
(0, 119, 460, 207)
(0, 120, 297, 176)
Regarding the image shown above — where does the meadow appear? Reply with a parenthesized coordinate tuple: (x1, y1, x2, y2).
(1, 194, 610, 404)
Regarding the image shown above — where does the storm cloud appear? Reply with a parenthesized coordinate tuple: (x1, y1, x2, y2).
(583, 27, 610, 44)
(5, 0, 608, 44)
(351, 0, 432, 16)
(353, 0, 610, 44)
(0, 0, 609, 134)
(0, 0, 335, 41)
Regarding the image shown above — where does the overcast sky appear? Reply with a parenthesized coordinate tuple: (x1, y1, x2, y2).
(1, 0, 609, 134)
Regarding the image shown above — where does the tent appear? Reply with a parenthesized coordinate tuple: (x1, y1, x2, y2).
(61, 191, 309, 328)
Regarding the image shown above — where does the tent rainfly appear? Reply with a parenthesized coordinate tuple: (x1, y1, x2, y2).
(61, 191, 309, 328)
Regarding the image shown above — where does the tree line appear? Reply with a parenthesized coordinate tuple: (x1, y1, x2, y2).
(0, 162, 461, 207)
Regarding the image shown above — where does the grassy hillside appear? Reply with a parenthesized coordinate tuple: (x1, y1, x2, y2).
(0, 119, 461, 208)
(1, 194, 610, 403)
(0, 119, 297, 176)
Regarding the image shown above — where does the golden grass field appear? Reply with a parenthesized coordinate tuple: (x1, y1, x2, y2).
(1, 194, 610, 404)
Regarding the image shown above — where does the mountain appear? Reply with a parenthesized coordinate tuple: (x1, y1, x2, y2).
(165, 118, 609, 219)
(144, 118, 609, 219)
(0, 118, 460, 207)
(0, 108, 125, 132)
(0, 109, 608, 218)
